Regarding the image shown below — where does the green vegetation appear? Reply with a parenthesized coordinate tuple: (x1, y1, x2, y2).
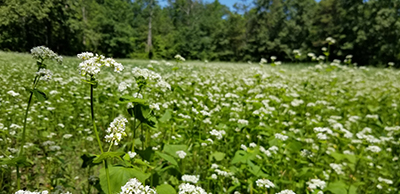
(0, 0, 400, 65)
(0, 49, 399, 193)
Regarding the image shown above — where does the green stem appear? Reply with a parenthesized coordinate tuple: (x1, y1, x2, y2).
(16, 166, 20, 191)
(90, 84, 103, 153)
(131, 118, 136, 152)
(90, 82, 111, 194)
(104, 160, 112, 194)
(19, 91, 33, 155)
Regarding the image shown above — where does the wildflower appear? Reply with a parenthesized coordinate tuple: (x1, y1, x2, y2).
(330, 163, 344, 175)
(7, 90, 20, 97)
(388, 62, 394, 66)
(209, 129, 226, 140)
(366, 145, 381, 153)
(63, 134, 73, 139)
(178, 183, 207, 194)
(256, 179, 275, 188)
(326, 37, 336, 44)
(378, 177, 393, 185)
(275, 133, 288, 141)
(77, 53, 123, 76)
(31, 46, 62, 63)
(176, 150, 187, 159)
(120, 178, 156, 194)
(181, 175, 200, 184)
(271, 56, 277, 60)
(307, 179, 326, 192)
(276, 189, 296, 194)
(211, 174, 217, 179)
(104, 116, 128, 145)
(237, 119, 249, 125)
(15, 191, 49, 194)
(36, 69, 53, 81)
(260, 58, 267, 65)
(175, 54, 186, 62)
(128, 151, 137, 159)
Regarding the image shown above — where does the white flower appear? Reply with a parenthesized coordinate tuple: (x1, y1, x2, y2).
(330, 163, 344, 175)
(211, 174, 217, 179)
(276, 189, 296, 194)
(176, 150, 187, 159)
(175, 54, 186, 62)
(78, 53, 124, 76)
(15, 190, 49, 194)
(366, 145, 381, 153)
(237, 119, 249, 125)
(256, 179, 275, 188)
(181, 175, 200, 184)
(77, 52, 94, 60)
(275, 133, 288, 141)
(104, 116, 128, 145)
(31, 46, 62, 63)
(178, 183, 207, 194)
(63, 134, 73, 139)
(7, 90, 20, 97)
(128, 151, 137, 159)
(120, 178, 156, 194)
(271, 56, 277, 60)
(36, 69, 53, 81)
(307, 179, 326, 191)
(209, 129, 226, 140)
(326, 37, 336, 44)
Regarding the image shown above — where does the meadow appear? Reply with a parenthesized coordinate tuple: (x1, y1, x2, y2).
(0, 49, 399, 194)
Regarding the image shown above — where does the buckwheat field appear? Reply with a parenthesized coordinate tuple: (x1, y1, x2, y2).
(1, 48, 399, 194)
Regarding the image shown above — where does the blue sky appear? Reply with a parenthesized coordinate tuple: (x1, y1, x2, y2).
(159, 0, 249, 11)
(159, 0, 320, 11)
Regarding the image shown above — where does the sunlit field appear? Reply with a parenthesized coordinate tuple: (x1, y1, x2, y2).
(1, 50, 399, 194)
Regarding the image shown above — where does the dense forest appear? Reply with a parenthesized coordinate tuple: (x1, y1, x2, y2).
(0, 0, 399, 65)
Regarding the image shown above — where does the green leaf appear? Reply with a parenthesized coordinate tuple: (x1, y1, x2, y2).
(0, 156, 32, 167)
(231, 150, 248, 164)
(133, 104, 157, 128)
(93, 152, 125, 164)
(163, 144, 188, 157)
(81, 79, 98, 87)
(100, 166, 150, 194)
(159, 109, 172, 123)
(331, 152, 345, 162)
(33, 89, 48, 102)
(211, 152, 226, 161)
(119, 96, 148, 104)
(348, 185, 358, 194)
(156, 151, 178, 166)
(156, 184, 176, 194)
(80, 153, 99, 168)
(325, 181, 347, 194)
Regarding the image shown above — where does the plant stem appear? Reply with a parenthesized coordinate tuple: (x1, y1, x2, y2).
(90, 84, 104, 153)
(90, 83, 111, 194)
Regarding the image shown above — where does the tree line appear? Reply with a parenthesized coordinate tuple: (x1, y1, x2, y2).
(0, 0, 399, 65)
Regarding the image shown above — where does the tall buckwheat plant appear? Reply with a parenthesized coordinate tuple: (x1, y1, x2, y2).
(12, 46, 62, 190)
(77, 52, 124, 194)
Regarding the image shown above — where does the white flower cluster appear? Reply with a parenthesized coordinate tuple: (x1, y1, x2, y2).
(256, 179, 275, 188)
(105, 116, 128, 145)
(182, 174, 200, 184)
(366, 145, 381, 153)
(176, 150, 187, 159)
(131, 67, 171, 90)
(209, 129, 226, 140)
(120, 178, 156, 194)
(77, 52, 123, 76)
(31, 46, 62, 63)
(175, 54, 186, 62)
(378, 177, 393, 185)
(260, 58, 267, 65)
(276, 189, 296, 194)
(15, 191, 49, 194)
(329, 163, 344, 175)
(306, 179, 326, 192)
(7, 90, 20, 97)
(326, 37, 336, 45)
(275, 133, 288, 141)
(36, 69, 53, 81)
(178, 183, 207, 194)
(293, 49, 301, 56)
